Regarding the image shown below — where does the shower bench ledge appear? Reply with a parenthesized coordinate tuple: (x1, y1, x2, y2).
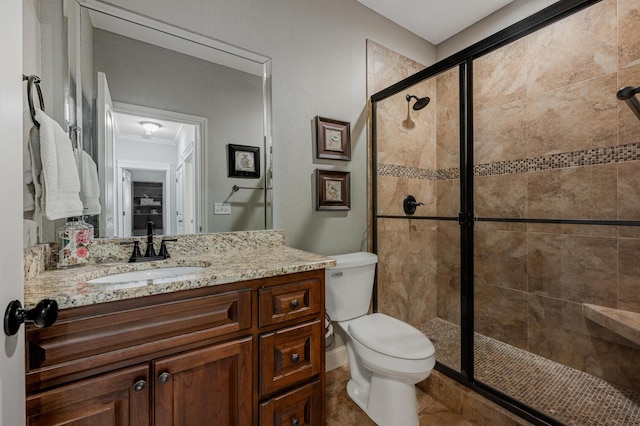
(583, 303, 640, 346)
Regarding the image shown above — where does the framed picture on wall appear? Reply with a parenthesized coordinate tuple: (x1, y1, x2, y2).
(316, 169, 350, 210)
(315, 116, 351, 161)
(227, 144, 260, 178)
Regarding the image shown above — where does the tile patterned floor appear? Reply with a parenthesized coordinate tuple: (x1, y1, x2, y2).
(326, 365, 476, 425)
(419, 318, 640, 426)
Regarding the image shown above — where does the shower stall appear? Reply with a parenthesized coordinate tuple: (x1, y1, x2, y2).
(371, 0, 640, 424)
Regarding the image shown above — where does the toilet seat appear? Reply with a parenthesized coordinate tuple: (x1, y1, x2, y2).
(348, 313, 434, 360)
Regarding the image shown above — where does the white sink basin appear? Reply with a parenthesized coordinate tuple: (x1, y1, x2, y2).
(88, 266, 205, 287)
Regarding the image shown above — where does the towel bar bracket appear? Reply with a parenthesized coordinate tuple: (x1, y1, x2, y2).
(22, 74, 45, 128)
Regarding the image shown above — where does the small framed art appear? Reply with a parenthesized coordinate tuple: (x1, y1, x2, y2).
(227, 144, 260, 178)
(315, 116, 351, 161)
(316, 169, 350, 211)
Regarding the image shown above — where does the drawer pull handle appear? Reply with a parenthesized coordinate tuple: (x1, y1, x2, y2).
(133, 379, 146, 392)
(290, 299, 299, 309)
(158, 372, 171, 384)
(291, 417, 299, 426)
(291, 353, 300, 363)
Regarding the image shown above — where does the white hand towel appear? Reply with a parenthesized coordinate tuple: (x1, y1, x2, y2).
(28, 123, 44, 243)
(23, 219, 38, 248)
(35, 109, 84, 220)
(23, 110, 35, 212)
(76, 149, 102, 215)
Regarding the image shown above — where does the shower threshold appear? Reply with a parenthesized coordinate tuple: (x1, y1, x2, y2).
(419, 318, 640, 426)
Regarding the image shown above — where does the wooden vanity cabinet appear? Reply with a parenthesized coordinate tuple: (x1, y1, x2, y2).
(26, 364, 150, 425)
(25, 269, 326, 425)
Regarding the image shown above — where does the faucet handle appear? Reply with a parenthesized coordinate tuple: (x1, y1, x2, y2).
(120, 240, 142, 263)
(159, 238, 178, 259)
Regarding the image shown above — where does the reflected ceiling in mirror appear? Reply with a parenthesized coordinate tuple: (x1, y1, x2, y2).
(72, 0, 273, 239)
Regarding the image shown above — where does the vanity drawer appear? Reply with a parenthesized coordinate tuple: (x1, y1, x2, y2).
(260, 379, 323, 426)
(260, 319, 322, 396)
(259, 276, 321, 327)
(27, 289, 251, 372)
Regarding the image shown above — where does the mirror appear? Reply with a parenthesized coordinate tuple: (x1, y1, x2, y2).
(67, 0, 272, 239)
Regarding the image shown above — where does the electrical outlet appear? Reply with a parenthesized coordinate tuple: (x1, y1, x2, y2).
(214, 202, 231, 215)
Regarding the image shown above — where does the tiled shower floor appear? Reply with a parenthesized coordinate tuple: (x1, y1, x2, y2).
(419, 318, 640, 426)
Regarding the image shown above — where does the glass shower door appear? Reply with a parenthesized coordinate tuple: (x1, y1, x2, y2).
(373, 65, 461, 373)
(471, 2, 640, 423)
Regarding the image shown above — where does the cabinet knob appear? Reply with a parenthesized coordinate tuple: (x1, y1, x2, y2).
(158, 372, 171, 384)
(290, 299, 299, 309)
(291, 353, 300, 363)
(291, 417, 299, 426)
(133, 379, 146, 392)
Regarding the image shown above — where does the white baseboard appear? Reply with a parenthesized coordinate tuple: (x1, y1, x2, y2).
(326, 344, 348, 372)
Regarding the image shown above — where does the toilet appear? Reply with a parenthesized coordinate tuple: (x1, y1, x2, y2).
(325, 252, 435, 426)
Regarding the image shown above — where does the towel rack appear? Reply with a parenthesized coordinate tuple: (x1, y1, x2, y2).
(232, 185, 272, 192)
(617, 86, 640, 121)
(22, 74, 45, 128)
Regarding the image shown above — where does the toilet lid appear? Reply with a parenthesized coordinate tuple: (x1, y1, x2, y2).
(348, 313, 434, 360)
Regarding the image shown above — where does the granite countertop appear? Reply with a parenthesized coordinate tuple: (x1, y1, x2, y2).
(24, 245, 336, 310)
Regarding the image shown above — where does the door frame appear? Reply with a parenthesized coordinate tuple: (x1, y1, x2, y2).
(117, 161, 172, 235)
(1, 1, 26, 424)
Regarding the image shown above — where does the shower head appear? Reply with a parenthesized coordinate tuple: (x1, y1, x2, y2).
(406, 94, 430, 111)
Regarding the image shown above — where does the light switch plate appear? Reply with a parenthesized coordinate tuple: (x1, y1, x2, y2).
(214, 202, 231, 215)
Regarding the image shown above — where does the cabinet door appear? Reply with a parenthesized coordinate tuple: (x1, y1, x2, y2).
(153, 337, 252, 426)
(26, 364, 150, 425)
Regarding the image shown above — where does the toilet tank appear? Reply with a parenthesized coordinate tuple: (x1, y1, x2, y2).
(325, 252, 378, 321)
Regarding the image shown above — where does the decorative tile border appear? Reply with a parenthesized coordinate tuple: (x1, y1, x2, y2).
(377, 163, 459, 180)
(378, 142, 640, 180)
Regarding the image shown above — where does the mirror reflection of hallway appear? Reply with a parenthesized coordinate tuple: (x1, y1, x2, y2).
(109, 101, 203, 237)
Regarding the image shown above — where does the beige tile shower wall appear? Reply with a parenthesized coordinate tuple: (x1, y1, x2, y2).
(369, 41, 441, 326)
(375, 66, 462, 326)
(470, 0, 640, 392)
(377, 218, 438, 325)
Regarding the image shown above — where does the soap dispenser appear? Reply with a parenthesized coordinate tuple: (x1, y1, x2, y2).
(56, 217, 91, 268)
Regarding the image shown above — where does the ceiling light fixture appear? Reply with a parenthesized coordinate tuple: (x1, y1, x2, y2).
(141, 121, 161, 135)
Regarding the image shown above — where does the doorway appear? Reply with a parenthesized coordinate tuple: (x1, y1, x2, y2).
(110, 102, 204, 237)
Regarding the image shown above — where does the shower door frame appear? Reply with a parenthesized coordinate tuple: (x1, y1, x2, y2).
(371, 0, 605, 424)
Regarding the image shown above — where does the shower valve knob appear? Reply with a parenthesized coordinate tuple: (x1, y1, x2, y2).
(403, 195, 424, 215)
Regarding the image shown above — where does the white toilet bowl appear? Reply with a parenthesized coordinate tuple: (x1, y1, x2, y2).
(325, 253, 436, 426)
(338, 313, 435, 426)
